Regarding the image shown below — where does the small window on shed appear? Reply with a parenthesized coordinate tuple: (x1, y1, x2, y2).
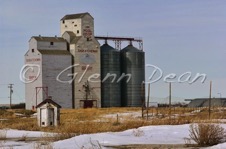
(62, 20, 65, 24)
(77, 30, 79, 34)
(32, 49, 34, 53)
(74, 24, 77, 27)
(42, 122, 45, 125)
(50, 42, 54, 45)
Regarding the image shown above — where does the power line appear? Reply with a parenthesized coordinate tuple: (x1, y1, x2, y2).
(8, 84, 14, 109)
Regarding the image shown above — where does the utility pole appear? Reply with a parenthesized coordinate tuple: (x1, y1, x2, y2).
(8, 84, 14, 109)
(169, 82, 172, 124)
(147, 83, 150, 120)
(218, 93, 222, 108)
(209, 81, 212, 119)
(141, 82, 145, 118)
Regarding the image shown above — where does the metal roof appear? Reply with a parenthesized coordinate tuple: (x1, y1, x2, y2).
(101, 43, 117, 51)
(188, 98, 226, 107)
(61, 12, 93, 20)
(121, 45, 143, 52)
(36, 98, 61, 108)
(32, 36, 66, 42)
(38, 50, 71, 55)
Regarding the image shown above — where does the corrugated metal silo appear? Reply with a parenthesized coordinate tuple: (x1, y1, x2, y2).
(121, 44, 145, 107)
(101, 43, 121, 107)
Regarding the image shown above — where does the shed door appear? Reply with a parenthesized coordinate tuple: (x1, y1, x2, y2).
(48, 108, 54, 126)
(41, 108, 47, 126)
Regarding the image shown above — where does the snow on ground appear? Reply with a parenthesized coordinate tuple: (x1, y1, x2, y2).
(2, 129, 46, 138)
(52, 124, 192, 149)
(206, 143, 225, 149)
(93, 111, 142, 122)
(2, 124, 226, 148)
(191, 109, 201, 113)
(207, 142, 226, 149)
(102, 111, 141, 119)
(0, 119, 8, 121)
(0, 129, 54, 149)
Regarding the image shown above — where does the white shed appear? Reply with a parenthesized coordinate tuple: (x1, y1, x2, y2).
(36, 98, 61, 127)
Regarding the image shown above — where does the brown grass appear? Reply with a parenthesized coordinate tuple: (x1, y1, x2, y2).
(1, 107, 226, 142)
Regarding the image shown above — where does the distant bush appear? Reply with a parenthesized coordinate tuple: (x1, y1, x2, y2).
(11, 103, 25, 109)
(188, 123, 226, 146)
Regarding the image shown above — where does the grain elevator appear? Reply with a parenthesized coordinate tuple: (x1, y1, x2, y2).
(24, 12, 145, 109)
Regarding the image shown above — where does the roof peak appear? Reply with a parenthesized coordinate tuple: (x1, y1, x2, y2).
(36, 98, 62, 108)
(31, 36, 66, 42)
(61, 12, 93, 20)
(32, 36, 63, 38)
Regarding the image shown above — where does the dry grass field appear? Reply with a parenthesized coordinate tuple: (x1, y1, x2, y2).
(1, 107, 226, 141)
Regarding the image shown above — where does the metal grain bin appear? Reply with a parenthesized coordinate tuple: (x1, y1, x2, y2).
(101, 43, 121, 107)
(121, 45, 145, 107)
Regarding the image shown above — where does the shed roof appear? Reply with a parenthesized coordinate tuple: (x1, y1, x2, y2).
(36, 98, 61, 108)
(38, 50, 71, 55)
(61, 12, 93, 20)
(31, 36, 66, 42)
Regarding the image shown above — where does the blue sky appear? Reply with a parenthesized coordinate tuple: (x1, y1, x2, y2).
(0, 0, 226, 104)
